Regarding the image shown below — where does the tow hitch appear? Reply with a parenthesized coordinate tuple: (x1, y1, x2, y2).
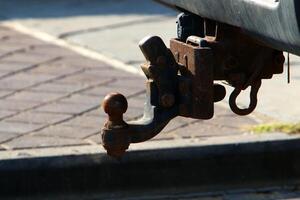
(101, 20, 284, 158)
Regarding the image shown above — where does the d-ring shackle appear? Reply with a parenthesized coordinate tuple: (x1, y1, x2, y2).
(229, 80, 262, 116)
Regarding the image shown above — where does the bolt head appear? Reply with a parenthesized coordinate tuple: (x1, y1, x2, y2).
(161, 94, 175, 108)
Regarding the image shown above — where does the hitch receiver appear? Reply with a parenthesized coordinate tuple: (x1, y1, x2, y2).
(101, 23, 284, 158)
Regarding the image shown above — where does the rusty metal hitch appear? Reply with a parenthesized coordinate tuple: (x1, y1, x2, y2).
(101, 22, 285, 158)
(102, 36, 180, 158)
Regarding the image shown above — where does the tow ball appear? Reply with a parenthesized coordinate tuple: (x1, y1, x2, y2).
(101, 22, 284, 158)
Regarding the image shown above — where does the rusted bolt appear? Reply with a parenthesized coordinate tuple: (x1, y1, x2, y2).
(161, 94, 175, 107)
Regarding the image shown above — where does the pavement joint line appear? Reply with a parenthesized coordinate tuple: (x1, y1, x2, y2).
(28, 131, 99, 141)
(125, 89, 147, 99)
(0, 123, 50, 146)
(0, 56, 62, 81)
(84, 138, 99, 145)
(1, 22, 143, 76)
(1, 65, 85, 99)
(164, 122, 192, 134)
(0, 78, 115, 127)
(0, 47, 27, 60)
(0, 35, 9, 40)
(58, 16, 173, 38)
(0, 87, 153, 147)
(81, 131, 101, 140)
(1, 144, 11, 151)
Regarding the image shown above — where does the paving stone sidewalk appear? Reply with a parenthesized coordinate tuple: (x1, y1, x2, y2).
(0, 26, 259, 153)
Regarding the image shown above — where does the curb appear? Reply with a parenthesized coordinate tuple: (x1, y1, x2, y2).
(1, 133, 300, 197)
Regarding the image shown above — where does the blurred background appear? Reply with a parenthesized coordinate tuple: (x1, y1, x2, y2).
(0, 0, 177, 67)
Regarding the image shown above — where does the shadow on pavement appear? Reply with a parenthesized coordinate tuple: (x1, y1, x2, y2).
(0, 0, 175, 20)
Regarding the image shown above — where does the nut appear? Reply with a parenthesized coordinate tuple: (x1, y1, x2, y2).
(161, 94, 175, 108)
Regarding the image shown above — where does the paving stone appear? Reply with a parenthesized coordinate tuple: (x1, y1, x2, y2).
(0, 132, 20, 143)
(214, 104, 234, 116)
(85, 134, 101, 144)
(27, 60, 84, 76)
(0, 60, 35, 72)
(6, 91, 64, 103)
(0, 42, 28, 53)
(81, 68, 145, 81)
(28, 44, 77, 56)
(151, 131, 176, 141)
(61, 94, 101, 105)
(0, 99, 39, 111)
(107, 78, 146, 89)
(0, 89, 13, 98)
(171, 121, 241, 139)
(84, 108, 107, 117)
(4, 135, 87, 150)
(83, 84, 145, 98)
(0, 70, 10, 78)
(35, 102, 97, 114)
(61, 115, 103, 128)
(84, 67, 139, 78)
(0, 80, 32, 90)
(82, 86, 120, 97)
(56, 56, 109, 69)
(0, 73, 57, 90)
(33, 125, 99, 139)
(0, 121, 43, 134)
(0, 50, 7, 57)
(161, 117, 193, 133)
(3, 34, 46, 46)
(127, 93, 147, 109)
(124, 106, 143, 121)
(0, 51, 57, 64)
(0, 110, 16, 119)
(209, 114, 258, 129)
(29, 82, 85, 94)
(56, 72, 113, 85)
(6, 111, 72, 125)
(0, 27, 19, 38)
